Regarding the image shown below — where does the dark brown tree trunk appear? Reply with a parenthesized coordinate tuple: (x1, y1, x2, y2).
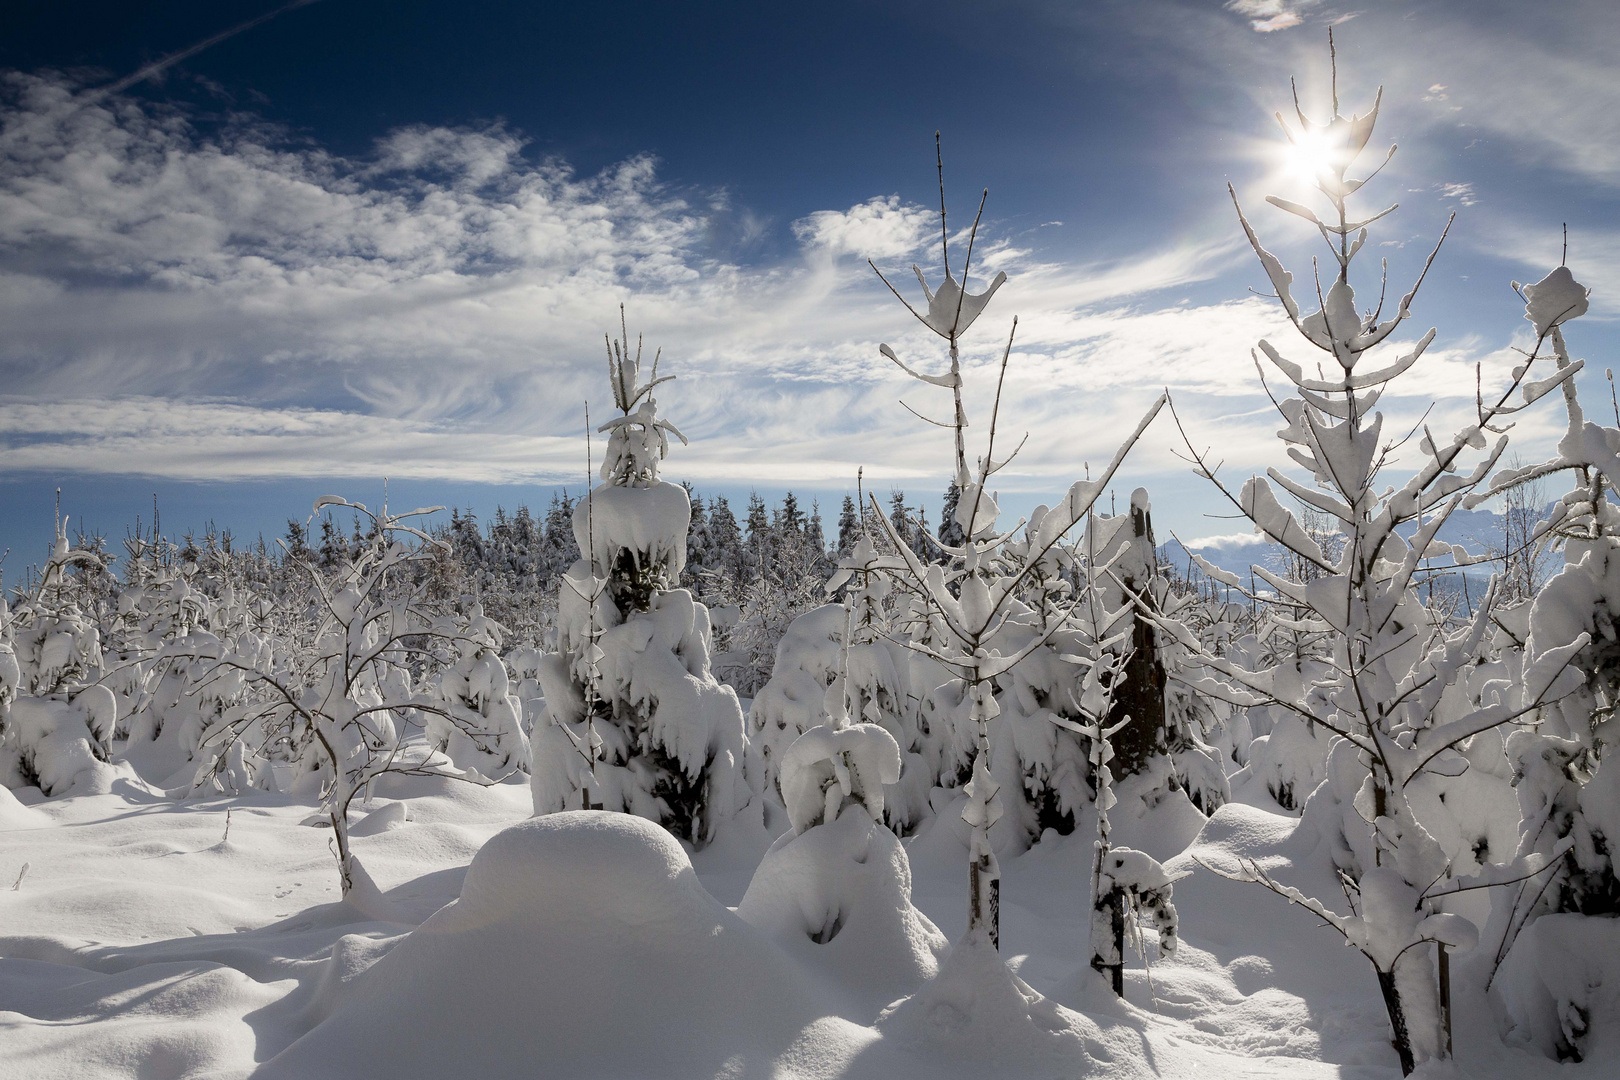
(1109, 501, 1167, 779)
(1438, 943, 1452, 1058)
(1376, 968, 1417, 1075)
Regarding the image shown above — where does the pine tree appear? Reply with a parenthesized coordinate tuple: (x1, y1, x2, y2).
(939, 480, 965, 550)
(778, 491, 804, 536)
(528, 308, 747, 845)
(540, 492, 579, 582)
(514, 504, 537, 548)
(744, 491, 770, 580)
(806, 500, 826, 557)
(888, 491, 916, 555)
(685, 484, 711, 585)
(317, 514, 343, 568)
(708, 495, 744, 584)
(836, 494, 861, 556)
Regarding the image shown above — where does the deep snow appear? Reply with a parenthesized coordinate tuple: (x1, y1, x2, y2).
(0, 773, 1604, 1079)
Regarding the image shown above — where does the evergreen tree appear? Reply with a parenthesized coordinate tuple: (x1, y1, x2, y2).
(836, 494, 861, 556)
(451, 508, 483, 563)
(806, 500, 826, 557)
(317, 514, 343, 568)
(889, 490, 926, 556)
(938, 480, 964, 549)
(777, 491, 804, 536)
(540, 492, 580, 581)
(708, 494, 744, 584)
(744, 491, 770, 580)
(514, 504, 537, 548)
(684, 484, 712, 585)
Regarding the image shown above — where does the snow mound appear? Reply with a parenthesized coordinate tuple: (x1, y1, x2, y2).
(1495, 912, 1620, 1063)
(876, 927, 1139, 1076)
(347, 800, 408, 836)
(738, 806, 947, 1017)
(0, 782, 47, 827)
(259, 811, 877, 1079)
(0, 954, 288, 1080)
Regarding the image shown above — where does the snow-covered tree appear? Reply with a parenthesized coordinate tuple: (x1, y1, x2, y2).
(0, 507, 118, 796)
(188, 495, 521, 897)
(529, 310, 748, 845)
(1455, 261, 1620, 1062)
(1167, 48, 1588, 1073)
(425, 600, 529, 782)
(748, 529, 937, 836)
(862, 142, 1165, 947)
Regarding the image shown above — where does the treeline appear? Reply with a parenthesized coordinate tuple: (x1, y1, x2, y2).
(40, 484, 948, 693)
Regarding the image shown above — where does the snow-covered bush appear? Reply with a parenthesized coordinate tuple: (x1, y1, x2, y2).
(749, 532, 938, 834)
(1445, 261, 1620, 1059)
(425, 601, 529, 781)
(1494, 912, 1620, 1062)
(191, 495, 525, 896)
(0, 515, 120, 796)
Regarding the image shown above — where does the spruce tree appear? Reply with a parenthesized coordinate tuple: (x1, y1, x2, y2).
(708, 495, 744, 583)
(744, 492, 770, 580)
(938, 480, 965, 549)
(836, 494, 860, 556)
(806, 500, 826, 557)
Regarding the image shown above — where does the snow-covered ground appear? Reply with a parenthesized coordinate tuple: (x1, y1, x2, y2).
(0, 768, 1595, 1079)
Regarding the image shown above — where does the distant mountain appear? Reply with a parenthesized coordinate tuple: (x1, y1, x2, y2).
(1158, 504, 1560, 595)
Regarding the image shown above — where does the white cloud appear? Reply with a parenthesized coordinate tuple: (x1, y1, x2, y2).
(791, 196, 932, 260)
(1224, 0, 1317, 32)
(0, 67, 1582, 539)
(0, 72, 1262, 490)
(1437, 181, 1477, 206)
(1183, 531, 1265, 549)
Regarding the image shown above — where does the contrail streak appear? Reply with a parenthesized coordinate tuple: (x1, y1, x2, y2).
(97, 0, 324, 98)
(0, 0, 322, 147)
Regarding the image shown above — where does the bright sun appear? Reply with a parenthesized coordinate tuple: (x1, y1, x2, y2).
(1280, 127, 1338, 185)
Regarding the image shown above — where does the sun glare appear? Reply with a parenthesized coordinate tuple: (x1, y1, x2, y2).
(1280, 127, 1336, 185)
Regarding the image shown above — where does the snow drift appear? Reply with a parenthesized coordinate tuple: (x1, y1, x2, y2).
(258, 811, 879, 1079)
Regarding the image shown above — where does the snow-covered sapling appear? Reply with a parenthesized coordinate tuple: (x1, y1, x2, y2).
(0, 505, 118, 797)
(865, 139, 1165, 947)
(1166, 40, 1587, 1073)
(193, 496, 525, 897)
(1461, 260, 1620, 1051)
(530, 310, 748, 845)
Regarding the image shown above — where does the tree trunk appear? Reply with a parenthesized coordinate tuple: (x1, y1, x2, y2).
(1091, 881, 1126, 997)
(1438, 943, 1452, 1059)
(969, 851, 1000, 948)
(331, 808, 354, 896)
(1376, 967, 1417, 1076)
(1109, 501, 1166, 779)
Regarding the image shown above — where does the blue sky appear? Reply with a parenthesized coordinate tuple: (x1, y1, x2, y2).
(1, 0, 1616, 580)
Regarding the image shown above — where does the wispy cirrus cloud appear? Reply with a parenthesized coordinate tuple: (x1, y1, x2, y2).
(0, 65, 1570, 521)
(0, 71, 1257, 489)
